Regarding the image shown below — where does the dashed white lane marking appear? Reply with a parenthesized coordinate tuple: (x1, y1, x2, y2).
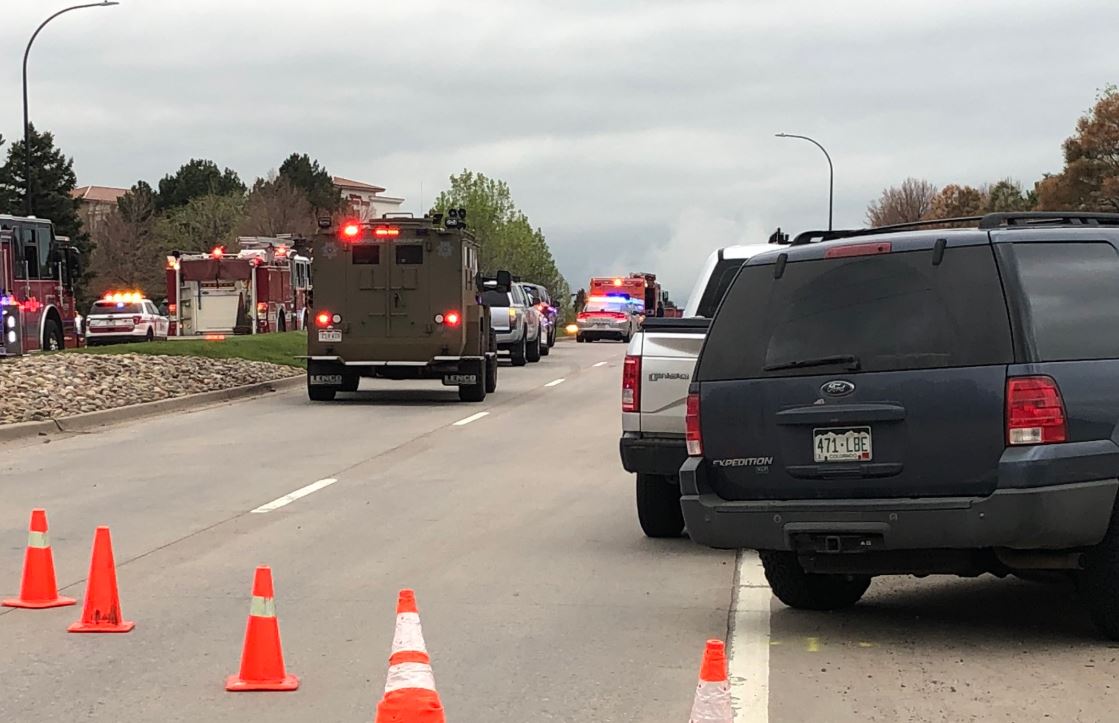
(593, 361, 609, 367)
(453, 411, 490, 426)
(544, 378, 566, 387)
(250, 478, 338, 514)
(729, 551, 770, 722)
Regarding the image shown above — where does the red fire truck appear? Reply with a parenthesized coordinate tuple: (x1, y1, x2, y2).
(588, 272, 663, 316)
(165, 236, 311, 337)
(0, 214, 83, 355)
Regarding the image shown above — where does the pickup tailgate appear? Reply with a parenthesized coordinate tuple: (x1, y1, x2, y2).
(636, 318, 708, 434)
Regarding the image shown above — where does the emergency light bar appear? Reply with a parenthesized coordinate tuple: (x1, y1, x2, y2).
(102, 291, 143, 303)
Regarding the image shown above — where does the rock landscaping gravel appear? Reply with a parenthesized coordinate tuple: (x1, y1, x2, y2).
(0, 353, 300, 424)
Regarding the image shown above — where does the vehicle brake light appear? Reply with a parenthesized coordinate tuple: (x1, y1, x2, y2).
(211, 246, 224, 259)
(444, 311, 461, 327)
(686, 393, 703, 456)
(825, 242, 892, 258)
(340, 222, 362, 240)
(1007, 376, 1067, 445)
(168, 303, 176, 314)
(373, 226, 400, 238)
(315, 311, 331, 328)
(132, 316, 142, 326)
(257, 302, 268, 313)
(622, 355, 640, 413)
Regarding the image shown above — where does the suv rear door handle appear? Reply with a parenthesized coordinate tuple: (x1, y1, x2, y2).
(776, 403, 906, 425)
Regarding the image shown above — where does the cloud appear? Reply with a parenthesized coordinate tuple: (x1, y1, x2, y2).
(2, 0, 1118, 298)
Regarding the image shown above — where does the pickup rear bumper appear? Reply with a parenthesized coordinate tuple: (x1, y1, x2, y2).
(619, 433, 687, 477)
(679, 457, 1119, 551)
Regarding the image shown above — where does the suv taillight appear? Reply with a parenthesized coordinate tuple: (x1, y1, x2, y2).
(132, 315, 142, 325)
(1007, 376, 1067, 445)
(686, 392, 702, 456)
(622, 355, 640, 412)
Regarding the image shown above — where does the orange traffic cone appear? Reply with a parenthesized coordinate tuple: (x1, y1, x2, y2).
(68, 526, 134, 633)
(374, 589, 445, 723)
(2, 509, 76, 609)
(226, 566, 299, 691)
(689, 639, 733, 723)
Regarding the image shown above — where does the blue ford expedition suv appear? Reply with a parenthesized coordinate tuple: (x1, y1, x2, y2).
(681, 212, 1119, 638)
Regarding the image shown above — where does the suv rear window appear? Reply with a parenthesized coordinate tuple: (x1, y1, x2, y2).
(1011, 241, 1119, 361)
(697, 245, 1014, 380)
(694, 257, 744, 318)
(91, 301, 143, 314)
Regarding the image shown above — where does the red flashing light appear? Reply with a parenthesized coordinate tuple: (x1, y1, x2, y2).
(315, 311, 331, 328)
(211, 246, 224, 259)
(444, 311, 461, 327)
(168, 303, 177, 314)
(1007, 376, 1067, 445)
(826, 242, 892, 259)
(373, 226, 400, 238)
(613, 278, 623, 286)
(622, 355, 641, 413)
(340, 222, 362, 240)
(685, 393, 703, 456)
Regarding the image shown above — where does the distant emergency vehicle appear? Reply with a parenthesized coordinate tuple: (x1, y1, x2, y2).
(165, 236, 311, 337)
(0, 214, 83, 355)
(588, 273, 663, 316)
(85, 291, 170, 345)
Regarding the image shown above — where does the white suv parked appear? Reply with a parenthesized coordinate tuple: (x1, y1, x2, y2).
(85, 292, 170, 345)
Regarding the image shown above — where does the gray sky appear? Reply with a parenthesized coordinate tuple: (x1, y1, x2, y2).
(3, 0, 1117, 301)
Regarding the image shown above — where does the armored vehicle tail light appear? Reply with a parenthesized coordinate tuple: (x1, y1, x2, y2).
(315, 311, 332, 328)
(434, 311, 461, 327)
(340, 222, 362, 240)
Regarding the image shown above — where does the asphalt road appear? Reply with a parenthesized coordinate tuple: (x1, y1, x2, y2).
(2, 341, 1118, 722)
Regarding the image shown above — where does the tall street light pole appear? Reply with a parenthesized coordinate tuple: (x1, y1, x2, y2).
(776, 132, 833, 231)
(23, 1, 120, 216)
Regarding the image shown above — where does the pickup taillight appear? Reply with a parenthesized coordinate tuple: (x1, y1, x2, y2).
(622, 355, 640, 413)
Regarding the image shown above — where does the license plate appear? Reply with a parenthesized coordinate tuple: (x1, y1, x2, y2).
(813, 427, 872, 463)
(90, 319, 111, 327)
(442, 373, 477, 386)
(309, 374, 343, 385)
(318, 330, 342, 342)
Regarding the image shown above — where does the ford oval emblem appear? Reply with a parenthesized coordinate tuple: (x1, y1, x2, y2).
(821, 380, 855, 398)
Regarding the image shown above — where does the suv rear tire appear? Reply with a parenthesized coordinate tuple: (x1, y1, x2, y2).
(1078, 509, 1119, 639)
(760, 551, 871, 611)
(511, 335, 528, 366)
(636, 474, 684, 538)
(526, 331, 542, 363)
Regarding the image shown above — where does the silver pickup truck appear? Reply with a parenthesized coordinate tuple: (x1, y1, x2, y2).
(620, 242, 777, 537)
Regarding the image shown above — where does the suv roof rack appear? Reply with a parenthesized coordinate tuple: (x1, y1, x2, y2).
(977, 212, 1119, 228)
(790, 212, 1119, 246)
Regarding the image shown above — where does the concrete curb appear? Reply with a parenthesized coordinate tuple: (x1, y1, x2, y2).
(0, 375, 303, 444)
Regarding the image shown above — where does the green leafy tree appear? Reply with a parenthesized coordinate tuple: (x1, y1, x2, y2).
(278, 153, 341, 213)
(1037, 85, 1119, 211)
(0, 123, 90, 299)
(156, 159, 245, 211)
(985, 178, 1035, 213)
(433, 169, 570, 317)
(0, 134, 13, 212)
(155, 193, 246, 254)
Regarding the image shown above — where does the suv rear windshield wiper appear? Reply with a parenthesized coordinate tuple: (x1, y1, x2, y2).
(763, 354, 861, 372)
